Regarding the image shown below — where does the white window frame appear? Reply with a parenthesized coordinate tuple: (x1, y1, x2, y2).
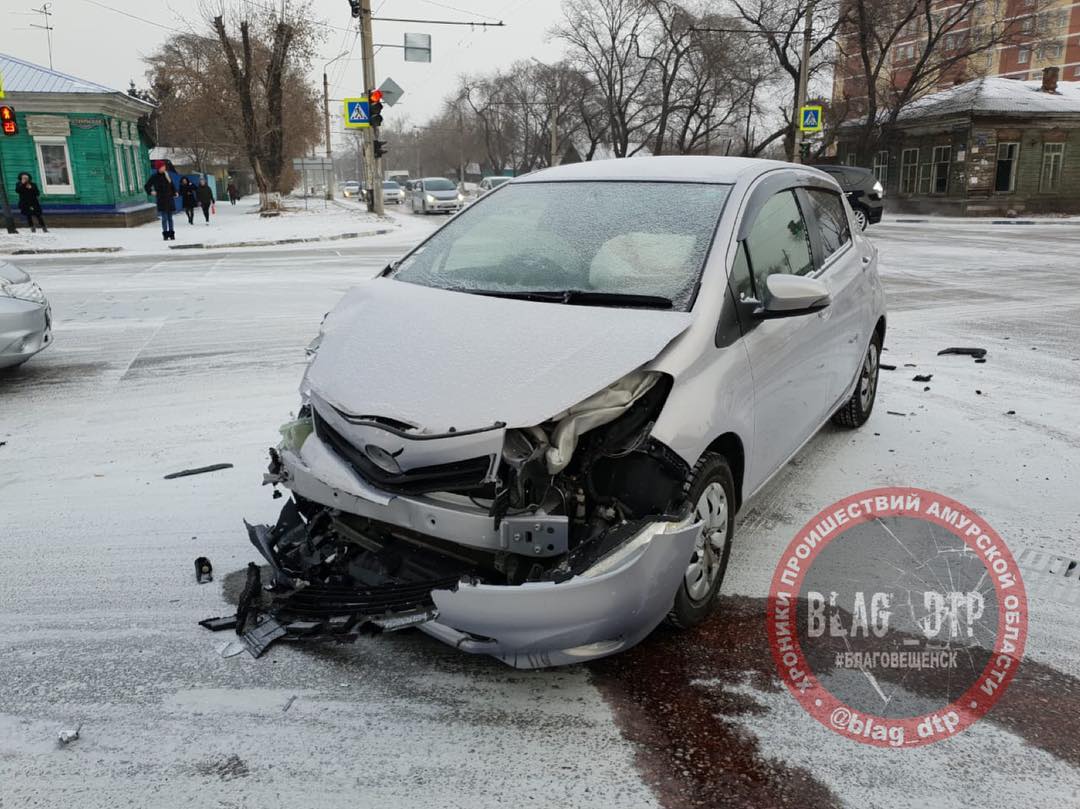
(34, 136, 76, 195)
(900, 148, 919, 194)
(1041, 143, 1065, 191)
(873, 150, 889, 184)
(1018, 47, 1030, 64)
(995, 142, 1020, 193)
(932, 145, 951, 195)
(114, 144, 126, 192)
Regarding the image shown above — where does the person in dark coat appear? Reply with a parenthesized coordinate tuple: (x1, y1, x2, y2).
(196, 177, 215, 224)
(15, 172, 47, 233)
(226, 182, 239, 205)
(178, 177, 198, 224)
(145, 163, 177, 240)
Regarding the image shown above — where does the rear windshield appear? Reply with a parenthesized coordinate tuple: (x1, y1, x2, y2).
(390, 181, 731, 311)
(424, 178, 456, 191)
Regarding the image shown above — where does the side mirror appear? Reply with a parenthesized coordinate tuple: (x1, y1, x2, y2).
(757, 274, 831, 318)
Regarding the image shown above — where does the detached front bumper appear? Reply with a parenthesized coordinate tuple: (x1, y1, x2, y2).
(421, 518, 701, 668)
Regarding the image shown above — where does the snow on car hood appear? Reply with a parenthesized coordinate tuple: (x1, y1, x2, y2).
(303, 277, 693, 432)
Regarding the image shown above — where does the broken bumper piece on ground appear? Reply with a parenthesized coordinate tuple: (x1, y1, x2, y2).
(201, 498, 700, 667)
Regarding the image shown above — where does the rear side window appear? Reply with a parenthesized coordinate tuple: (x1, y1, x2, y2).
(744, 190, 814, 293)
(804, 189, 851, 261)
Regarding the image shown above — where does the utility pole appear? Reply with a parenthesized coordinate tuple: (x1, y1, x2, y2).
(358, 0, 384, 214)
(791, 0, 814, 164)
(29, 3, 54, 70)
(458, 108, 465, 186)
(323, 50, 349, 199)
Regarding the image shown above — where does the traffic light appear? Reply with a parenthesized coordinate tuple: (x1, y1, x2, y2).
(368, 89, 384, 127)
(374, 139, 388, 159)
(347, 0, 361, 18)
(0, 106, 17, 136)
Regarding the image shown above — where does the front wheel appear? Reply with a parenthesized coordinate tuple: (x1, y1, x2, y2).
(667, 453, 735, 630)
(832, 331, 882, 428)
(853, 206, 869, 231)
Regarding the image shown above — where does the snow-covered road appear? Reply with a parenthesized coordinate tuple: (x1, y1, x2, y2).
(2, 219, 1078, 807)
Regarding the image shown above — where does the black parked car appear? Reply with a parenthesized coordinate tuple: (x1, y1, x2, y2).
(812, 165, 883, 231)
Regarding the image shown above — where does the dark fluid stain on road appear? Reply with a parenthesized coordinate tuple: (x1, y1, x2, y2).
(589, 596, 842, 809)
(590, 595, 1080, 809)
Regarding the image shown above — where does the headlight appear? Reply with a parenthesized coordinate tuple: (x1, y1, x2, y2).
(457, 193, 465, 202)
(425, 194, 435, 204)
(872, 180, 884, 196)
(0, 279, 47, 304)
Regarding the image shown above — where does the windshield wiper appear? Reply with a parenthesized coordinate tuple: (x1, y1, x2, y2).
(466, 289, 673, 309)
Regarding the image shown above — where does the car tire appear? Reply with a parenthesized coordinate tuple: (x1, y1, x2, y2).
(667, 452, 736, 630)
(832, 329, 882, 429)
(853, 206, 869, 231)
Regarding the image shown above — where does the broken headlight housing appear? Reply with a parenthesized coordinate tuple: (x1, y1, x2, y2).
(0, 278, 46, 304)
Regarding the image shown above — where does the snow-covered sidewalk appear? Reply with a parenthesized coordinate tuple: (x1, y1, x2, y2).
(0, 195, 433, 256)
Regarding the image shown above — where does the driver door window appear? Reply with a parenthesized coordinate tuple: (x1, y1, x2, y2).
(743, 190, 814, 296)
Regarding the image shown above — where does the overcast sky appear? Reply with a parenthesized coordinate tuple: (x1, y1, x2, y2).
(5, 0, 565, 147)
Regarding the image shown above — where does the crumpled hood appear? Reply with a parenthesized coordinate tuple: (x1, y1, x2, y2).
(0, 262, 31, 284)
(303, 278, 693, 432)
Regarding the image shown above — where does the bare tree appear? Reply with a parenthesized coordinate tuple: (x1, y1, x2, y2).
(839, 0, 1021, 164)
(553, 0, 657, 157)
(731, 0, 844, 160)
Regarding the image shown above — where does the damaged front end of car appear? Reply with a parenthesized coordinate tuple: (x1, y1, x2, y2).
(211, 369, 703, 668)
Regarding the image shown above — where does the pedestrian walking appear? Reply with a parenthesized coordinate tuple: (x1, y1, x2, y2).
(15, 172, 47, 233)
(145, 163, 177, 240)
(196, 177, 215, 224)
(178, 177, 198, 225)
(226, 181, 239, 205)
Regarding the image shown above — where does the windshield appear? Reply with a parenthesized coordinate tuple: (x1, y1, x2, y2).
(383, 182, 400, 189)
(424, 178, 456, 191)
(390, 181, 731, 311)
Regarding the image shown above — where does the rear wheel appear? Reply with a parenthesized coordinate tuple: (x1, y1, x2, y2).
(853, 206, 869, 231)
(832, 330, 882, 428)
(667, 453, 735, 629)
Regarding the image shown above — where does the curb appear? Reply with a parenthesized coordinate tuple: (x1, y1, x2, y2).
(4, 246, 123, 256)
(166, 228, 394, 250)
(1, 228, 396, 257)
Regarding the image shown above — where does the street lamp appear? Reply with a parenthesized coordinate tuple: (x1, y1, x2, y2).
(323, 50, 351, 198)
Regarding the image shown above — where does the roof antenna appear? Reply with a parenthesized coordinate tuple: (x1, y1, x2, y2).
(29, 3, 54, 70)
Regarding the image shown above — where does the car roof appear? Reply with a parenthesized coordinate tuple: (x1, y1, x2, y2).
(516, 155, 799, 185)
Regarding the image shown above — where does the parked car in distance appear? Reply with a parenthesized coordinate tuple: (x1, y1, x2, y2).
(247, 156, 886, 669)
(479, 176, 511, 195)
(382, 181, 406, 205)
(812, 165, 883, 230)
(341, 180, 362, 198)
(1, 262, 51, 369)
(410, 177, 465, 214)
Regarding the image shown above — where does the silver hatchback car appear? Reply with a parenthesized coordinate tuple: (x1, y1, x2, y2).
(240, 157, 885, 668)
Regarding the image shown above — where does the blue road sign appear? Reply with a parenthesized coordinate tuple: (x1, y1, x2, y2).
(800, 105, 823, 132)
(344, 97, 370, 129)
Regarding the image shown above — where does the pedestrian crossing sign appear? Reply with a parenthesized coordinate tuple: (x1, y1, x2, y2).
(344, 97, 370, 129)
(800, 105, 823, 133)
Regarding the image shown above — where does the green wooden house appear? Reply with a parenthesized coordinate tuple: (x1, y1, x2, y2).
(0, 53, 156, 226)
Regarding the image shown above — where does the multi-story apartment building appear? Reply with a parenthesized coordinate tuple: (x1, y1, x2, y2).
(833, 0, 1080, 112)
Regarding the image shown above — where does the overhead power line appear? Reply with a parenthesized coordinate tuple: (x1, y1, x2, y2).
(371, 16, 505, 27)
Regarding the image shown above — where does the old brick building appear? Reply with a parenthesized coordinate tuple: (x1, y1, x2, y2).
(835, 68, 1080, 215)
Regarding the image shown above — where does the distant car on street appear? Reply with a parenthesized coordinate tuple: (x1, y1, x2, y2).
(0, 262, 51, 369)
(478, 176, 511, 195)
(382, 181, 406, 205)
(410, 177, 465, 214)
(812, 165, 883, 230)
(341, 180, 362, 199)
